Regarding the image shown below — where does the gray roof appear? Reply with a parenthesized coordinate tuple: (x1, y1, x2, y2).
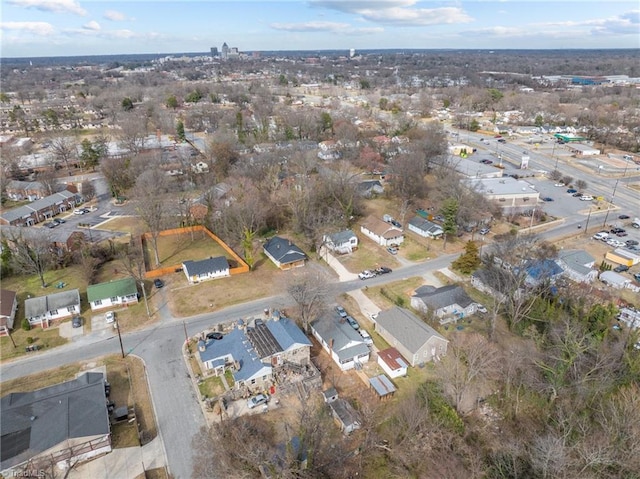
(369, 374, 396, 397)
(24, 289, 81, 319)
(327, 230, 356, 245)
(311, 314, 370, 361)
(0, 191, 78, 223)
(263, 236, 307, 265)
(412, 284, 474, 310)
(408, 216, 443, 235)
(375, 307, 447, 355)
(7, 180, 44, 192)
(183, 256, 229, 277)
(0, 372, 110, 470)
(558, 249, 595, 276)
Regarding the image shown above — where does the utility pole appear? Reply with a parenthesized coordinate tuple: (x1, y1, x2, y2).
(115, 320, 125, 358)
(140, 280, 150, 317)
(584, 207, 592, 234)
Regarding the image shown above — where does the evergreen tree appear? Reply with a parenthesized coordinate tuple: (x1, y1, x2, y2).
(452, 241, 481, 274)
(176, 120, 186, 142)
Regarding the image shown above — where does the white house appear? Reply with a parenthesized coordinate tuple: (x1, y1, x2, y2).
(599, 271, 632, 289)
(86, 277, 139, 311)
(310, 313, 370, 371)
(322, 230, 358, 254)
(24, 289, 81, 327)
(407, 216, 443, 239)
(557, 249, 597, 283)
(182, 256, 230, 284)
(360, 217, 404, 247)
(377, 347, 408, 378)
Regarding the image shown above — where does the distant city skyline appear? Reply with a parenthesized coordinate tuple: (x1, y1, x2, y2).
(1, 0, 639, 58)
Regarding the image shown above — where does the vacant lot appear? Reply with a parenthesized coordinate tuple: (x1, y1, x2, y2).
(97, 216, 146, 235)
(143, 230, 232, 270)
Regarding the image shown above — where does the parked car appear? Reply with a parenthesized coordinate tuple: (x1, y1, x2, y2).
(625, 240, 639, 246)
(72, 316, 82, 328)
(610, 227, 626, 234)
(52, 218, 65, 225)
(359, 329, 373, 345)
(607, 239, 626, 248)
(105, 311, 115, 323)
(247, 393, 269, 409)
(358, 270, 376, 280)
(572, 192, 583, 197)
(387, 246, 398, 255)
(345, 316, 360, 330)
(206, 331, 223, 340)
(593, 231, 609, 240)
(375, 266, 392, 274)
(542, 197, 554, 202)
(480, 159, 493, 164)
(633, 272, 640, 281)
(154, 278, 164, 288)
(43, 222, 57, 229)
(336, 306, 348, 318)
(613, 265, 629, 273)
(73, 208, 90, 215)
(580, 195, 594, 201)
(566, 188, 577, 194)
(554, 182, 565, 187)
(618, 214, 630, 220)
(390, 219, 402, 228)
(476, 304, 488, 314)
(497, 138, 506, 143)
(479, 227, 491, 235)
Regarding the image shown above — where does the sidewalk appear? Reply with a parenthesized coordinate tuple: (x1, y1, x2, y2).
(318, 246, 358, 282)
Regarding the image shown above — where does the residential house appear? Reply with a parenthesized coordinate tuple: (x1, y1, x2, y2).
(360, 217, 404, 247)
(374, 307, 448, 366)
(599, 271, 633, 289)
(198, 316, 311, 391)
(407, 216, 444, 239)
(0, 289, 17, 336)
(322, 230, 358, 254)
(310, 313, 370, 371)
(263, 236, 308, 270)
(328, 398, 360, 435)
(411, 284, 477, 323)
(0, 190, 80, 226)
(377, 347, 408, 378)
(24, 289, 81, 327)
(317, 140, 341, 160)
(5, 180, 47, 201)
(182, 256, 230, 284)
(86, 278, 139, 312)
(617, 307, 640, 329)
(0, 372, 112, 475)
(557, 249, 597, 283)
(356, 180, 384, 197)
(521, 259, 564, 287)
(470, 268, 507, 302)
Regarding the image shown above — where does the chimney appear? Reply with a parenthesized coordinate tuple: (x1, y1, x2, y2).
(198, 340, 206, 352)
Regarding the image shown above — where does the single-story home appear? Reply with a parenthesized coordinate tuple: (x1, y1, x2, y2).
(407, 216, 443, 239)
(328, 398, 360, 435)
(374, 307, 448, 366)
(356, 180, 384, 197)
(377, 347, 408, 378)
(557, 249, 597, 283)
(411, 284, 477, 323)
(617, 307, 640, 329)
(24, 289, 81, 328)
(0, 289, 18, 336)
(520, 259, 564, 287)
(86, 277, 139, 311)
(360, 217, 404, 247)
(198, 316, 311, 391)
(263, 236, 308, 270)
(599, 271, 632, 289)
(0, 372, 112, 475)
(322, 230, 358, 254)
(310, 313, 370, 371)
(182, 256, 230, 284)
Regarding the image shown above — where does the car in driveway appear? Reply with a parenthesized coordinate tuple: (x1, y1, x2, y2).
(336, 306, 348, 318)
(247, 393, 269, 409)
(105, 311, 115, 323)
(613, 265, 629, 273)
(206, 331, 223, 340)
(476, 304, 488, 314)
(359, 329, 373, 345)
(154, 278, 164, 288)
(72, 316, 82, 328)
(479, 227, 491, 235)
(387, 246, 398, 255)
(358, 270, 376, 280)
(345, 316, 360, 330)
(390, 219, 402, 228)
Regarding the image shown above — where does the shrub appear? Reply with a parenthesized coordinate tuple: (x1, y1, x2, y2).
(21, 318, 31, 331)
(25, 336, 34, 344)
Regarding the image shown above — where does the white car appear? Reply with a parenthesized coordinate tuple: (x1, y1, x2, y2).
(606, 239, 625, 248)
(580, 195, 594, 201)
(358, 270, 376, 280)
(554, 182, 565, 187)
(593, 231, 609, 241)
(476, 304, 488, 314)
(247, 393, 269, 409)
(359, 330, 373, 345)
(105, 311, 115, 323)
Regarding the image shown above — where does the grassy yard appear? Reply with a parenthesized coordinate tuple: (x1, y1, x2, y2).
(147, 229, 229, 267)
(97, 216, 146, 235)
(0, 326, 68, 361)
(338, 238, 401, 273)
(168, 254, 283, 317)
(363, 276, 425, 310)
(198, 376, 225, 399)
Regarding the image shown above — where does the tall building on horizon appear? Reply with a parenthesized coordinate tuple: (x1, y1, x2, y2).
(210, 47, 218, 58)
(221, 42, 229, 60)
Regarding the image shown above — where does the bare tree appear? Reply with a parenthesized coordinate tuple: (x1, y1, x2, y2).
(133, 168, 172, 267)
(49, 136, 77, 172)
(117, 112, 148, 155)
(286, 269, 332, 333)
(436, 332, 503, 413)
(6, 229, 55, 287)
(101, 156, 135, 199)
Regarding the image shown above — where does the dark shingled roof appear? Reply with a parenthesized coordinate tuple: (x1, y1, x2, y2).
(183, 256, 229, 277)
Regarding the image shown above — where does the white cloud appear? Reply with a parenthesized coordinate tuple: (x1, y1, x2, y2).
(82, 20, 101, 31)
(270, 21, 383, 35)
(543, 9, 640, 36)
(104, 10, 127, 22)
(311, 0, 473, 26)
(0, 21, 55, 35)
(6, 0, 87, 16)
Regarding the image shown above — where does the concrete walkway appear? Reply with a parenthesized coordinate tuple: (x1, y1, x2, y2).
(318, 246, 358, 282)
(69, 436, 166, 479)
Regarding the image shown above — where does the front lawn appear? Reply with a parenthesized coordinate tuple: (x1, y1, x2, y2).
(363, 276, 425, 310)
(337, 238, 401, 273)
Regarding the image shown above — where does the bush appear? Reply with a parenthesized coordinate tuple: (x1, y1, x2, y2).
(21, 318, 31, 331)
(25, 336, 34, 344)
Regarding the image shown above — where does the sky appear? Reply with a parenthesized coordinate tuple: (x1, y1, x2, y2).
(1, 0, 639, 58)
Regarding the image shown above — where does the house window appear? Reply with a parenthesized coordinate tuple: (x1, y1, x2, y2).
(250, 379, 256, 385)
(95, 299, 102, 306)
(68, 305, 76, 312)
(110, 297, 117, 302)
(262, 375, 267, 381)
(50, 309, 58, 315)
